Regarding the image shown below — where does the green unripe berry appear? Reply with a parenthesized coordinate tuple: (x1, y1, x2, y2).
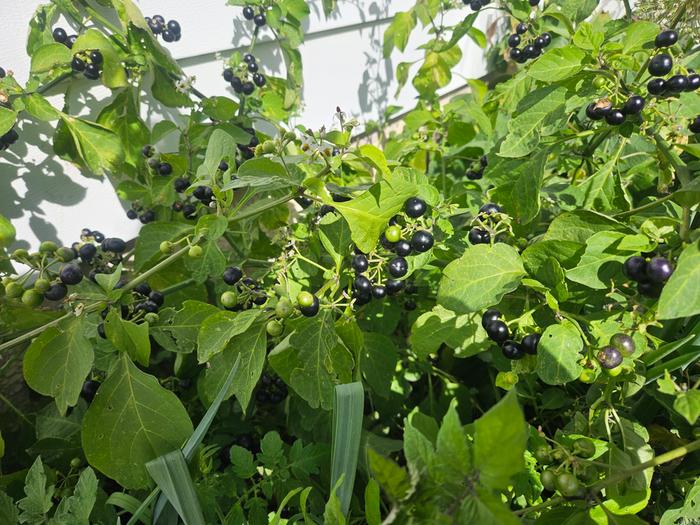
(266, 319, 283, 337)
(144, 312, 159, 323)
(221, 291, 238, 308)
(5, 282, 24, 299)
(555, 472, 581, 497)
(551, 448, 566, 462)
(262, 140, 276, 154)
(540, 469, 556, 491)
(592, 76, 606, 89)
(603, 365, 622, 378)
(275, 297, 293, 318)
(160, 241, 172, 254)
(572, 438, 596, 459)
(69, 457, 81, 469)
(297, 291, 314, 308)
(254, 144, 264, 157)
(22, 289, 44, 307)
(188, 245, 203, 258)
(578, 367, 598, 384)
(579, 463, 598, 483)
(39, 241, 58, 253)
(385, 225, 402, 243)
(55, 247, 76, 262)
(533, 445, 552, 465)
(34, 278, 51, 293)
(11, 248, 29, 260)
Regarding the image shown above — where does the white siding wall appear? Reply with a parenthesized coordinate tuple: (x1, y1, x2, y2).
(0, 0, 624, 251)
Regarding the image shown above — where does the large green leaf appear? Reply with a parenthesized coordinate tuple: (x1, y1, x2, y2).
(535, 321, 584, 385)
(658, 241, 700, 320)
(23, 318, 93, 415)
(150, 300, 219, 354)
(197, 309, 261, 363)
(97, 88, 150, 168)
(104, 309, 151, 366)
(410, 305, 489, 359)
(0, 106, 17, 137)
(528, 46, 587, 82)
(473, 391, 527, 490)
(490, 150, 547, 224)
(30, 42, 71, 73)
(59, 116, 124, 176)
(81, 354, 193, 489)
(383, 11, 416, 57)
(438, 244, 525, 313)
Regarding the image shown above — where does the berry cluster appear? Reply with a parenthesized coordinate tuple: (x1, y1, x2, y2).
(350, 197, 433, 307)
(468, 203, 504, 245)
(51, 27, 78, 49)
(623, 255, 674, 298)
(142, 145, 173, 177)
(145, 15, 182, 43)
(646, 31, 699, 98)
(70, 50, 103, 81)
(507, 23, 551, 64)
(242, 5, 267, 27)
(594, 332, 635, 377)
(462, 0, 491, 12)
(481, 309, 540, 360)
(585, 94, 645, 126)
(534, 437, 597, 499)
(223, 53, 266, 97)
(465, 155, 488, 180)
(220, 266, 267, 311)
(3, 229, 127, 306)
(97, 282, 165, 338)
(255, 373, 288, 405)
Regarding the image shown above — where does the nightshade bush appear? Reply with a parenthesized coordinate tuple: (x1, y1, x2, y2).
(0, 0, 699, 523)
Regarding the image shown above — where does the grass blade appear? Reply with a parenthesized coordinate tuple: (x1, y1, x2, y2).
(330, 381, 364, 517)
(146, 450, 204, 525)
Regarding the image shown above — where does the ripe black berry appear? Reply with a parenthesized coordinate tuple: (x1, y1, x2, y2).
(648, 54, 673, 77)
(690, 116, 700, 134)
(411, 231, 434, 253)
(242, 6, 255, 19)
(466, 169, 482, 180)
(638, 280, 663, 298)
(142, 145, 154, 157)
(60, 265, 83, 285)
(523, 45, 540, 59)
(529, 0, 539, 5)
(534, 36, 546, 49)
(622, 95, 645, 115)
(174, 178, 190, 192)
(480, 155, 488, 167)
(84, 63, 100, 80)
(481, 309, 501, 329)
(516, 23, 528, 35)
(394, 240, 412, 257)
(81, 380, 100, 402)
(158, 162, 173, 176)
(655, 30, 678, 48)
(539, 32, 552, 47)
(253, 13, 266, 26)
(350, 254, 368, 273)
(242, 82, 255, 95)
(507, 34, 520, 48)
(102, 238, 126, 253)
(597, 346, 622, 369)
(623, 256, 647, 282)
(167, 20, 181, 35)
(66, 35, 77, 48)
(404, 197, 427, 218)
(687, 74, 700, 91)
(126, 209, 138, 220)
(647, 78, 666, 95)
(385, 279, 404, 295)
(97, 323, 106, 339)
(372, 285, 386, 299)
(162, 31, 176, 43)
(502, 340, 525, 360)
(299, 295, 320, 317)
(247, 61, 259, 73)
(53, 27, 68, 43)
(243, 53, 255, 64)
(141, 300, 160, 313)
(139, 210, 156, 223)
(486, 320, 509, 343)
(665, 74, 688, 93)
(509, 48, 523, 62)
(586, 103, 604, 120)
(522, 333, 541, 355)
(71, 56, 86, 72)
(89, 50, 103, 66)
(44, 283, 68, 301)
(605, 109, 625, 126)
(193, 186, 213, 202)
(223, 68, 234, 82)
(79, 243, 97, 262)
(469, 0, 481, 11)
(646, 256, 673, 283)
(253, 73, 266, 87)
(388, 257, 408, 278)
(223, 266, 243, 285)
(468, 228, 490, 245)
(182, 203, 197, 219)
(354, 275, 373, 295)
(231, 76, 243, 92)
(479, 203, 502, 216)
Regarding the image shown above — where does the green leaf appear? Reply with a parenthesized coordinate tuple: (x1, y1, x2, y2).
(59, 116, 124, 176)
(362, 332, 398, 398)
(23, 318, 94, 415)
(367, 449, 410, 501)
(659, 477, 700, 525)
(528, 46, 587, 82)
(383, 11, 416, 57)
(457, 486, 522, 524)
(27, 3, 58, 55)
(151, 66, 193, 107)
(566, 153, 629, 212)
(0, 106, 17, 137)
(133, 222, 192, 272)
(358, 144, 390, 177)
(535, 321, 584, 385)
(17, 457, 53, 524)
(438, 243, 526, 313)
(330, 382, 364, 517)
(543, 210, 632, 243)
(151, 300, 219, 354)
(490, 150, 547, 224)
(434, 401, 471, 481)
(410, 305, 489, 359)
(197, 309, 261, 363)
(318, 213, 352, 267)
(673, 390, 700, 425)
(658, 241, 700, 320)
(145, 451, 205, 525)
(499, 86, 567, 158)
(0, 491, 18, 524)
(72, 29, 128, 88)
(622, 21, 658, 54)
(412, 46, 462, 96)
(201, 320, 267, 412)
(230, 445, 256, 478)
(94, 263, 123, 293)
(30, 42, 71, 73)
(184, 240, 227, 283)
(364, 479, 381, 525)
(52, 467, 98, 524)
(104, 309, 151, 366)
(97, 89, 150, 168)
(473, 391, 527, 490)
(0, 213, 16, 248)
(201, 96, 238, 121)
(81, 354, 193, 489)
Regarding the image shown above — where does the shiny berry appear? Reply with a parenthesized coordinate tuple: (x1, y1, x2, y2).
(648, 53, 673, 76)
(655, 30, 678, 48)
(394, 240, 412, 257)
(521, 333, 541, 355)
(223, 266, 243, 285)
(597, 345, 622, 369)
(610, 333, 635, 357)
(623, 256, 647, 282)
(404, 197, 427, 218)
(71, 56, 86, 72)
(242, 81, 255, 95)
(371, 285, 386, 299)
(481, 309, 501, 329)
(352, 254, 369, 273)
(622, 95, 645, 115)
(89, 50, 103, 65)
(486, 320, 509, 343)
(665, 74, 688, 93)
(60, 265, 83, 285)
(509, 48, 523, 62)
(53, 27, 68, 43)
(605, 109, 625, 125)
(468, 228, 490, 245)
(299, 295, 320, 317)
(507, 34, 520, 48)
(253, 73, 266, 87)
(102, 238, 127, 253)
(411, 230, 434, 253)
(44, 283, 68, 301)
(354, 275, 373, 295)
(646, 256, 673, 283)
(501, 340, 525, 360)
(647, 78, 666, 95)
(687, 74, 700, 91)
(388, 257, 408, 278)
(253, 13, 266, 26)
(385, 279, 404, 295)
(479, 203, 502, 216)
(690, 116, 700, 134)
(516, 22, 528, 35)
(242, 6, 255, 19)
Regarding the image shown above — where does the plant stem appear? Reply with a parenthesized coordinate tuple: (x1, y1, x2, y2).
(613, 191, 678, 218)
(621, 0, 633, 21)
(121, 245, 192, 293)
(161, 278, 196, 295)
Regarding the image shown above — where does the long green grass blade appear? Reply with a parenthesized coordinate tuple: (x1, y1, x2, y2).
(330, 381, 364, 517)
(106, 492, 152, 524)
(146, 451, 205, 525)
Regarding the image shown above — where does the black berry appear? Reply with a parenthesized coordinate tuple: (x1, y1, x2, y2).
(509, 48, 523, 62)
(516, 23, 528, 35)
(605, 109, 625, 125)
(597, 346, 622, 369)
(411, 231, 434, 253)
(44, 283, 68, 301)
(242, 6, 255, 19)
(223, 266, 243, 285)
(394, 240, 412, 257)
(139, 210, 156, 223)
(648, 54, 673, 77)
(174, 178, 190, 192)
(60, 265, 83, 285)
(372, 285, 387, 299)
(479, 203, 502, 216)
(299, 295, 320, 317)
(84, 63, 100, 80)
(522, 333, 541, 355)
(352, 254, 368, 273)
(655, 30, 678, 48)
(223, 68, 234, 82)
(646, 256, 673, 283)
(253, 13, 266, 27)
(388, 257, 408, 278)
(253, 73, 266, 87)
(647, 78, 666, 95)
(71, 56, 86, 72)
(404, 197, 427, 218)
(53, 27, 68, 43)
(665, 74, 688, 93)
(507, 34, 520, 48)
(468, 228, 490, 245)
(134, 283, 151, 296)
(158, 162, 173, 176)
(89, 50, 103, 66)
(102, 238, 127, 253)
(690, 116, 700, 134)
(623, 256, 647, 282)
(486, 320, 509, 343)
(622, 95, 645, 115)
(385, 279, 404, 295)
(481, 309, 501, 329)
(79, 243, 97, 262)
(502, 340, 525, 360)
(242, 82, 255, 95)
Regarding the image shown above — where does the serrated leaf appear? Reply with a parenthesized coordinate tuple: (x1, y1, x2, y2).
(52, 467, 98, 524)
(18, 457, 53, 523)
(438, 244, 525, 313)
(536, 321, 584, 385)
(81, 354, 193, 489)
(658, 241, 700, 320)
